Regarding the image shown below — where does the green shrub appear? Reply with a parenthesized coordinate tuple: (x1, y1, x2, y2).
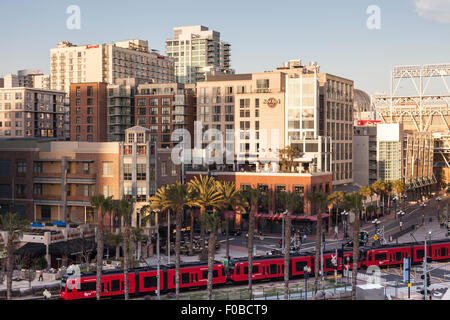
(33, 256, 48, 270)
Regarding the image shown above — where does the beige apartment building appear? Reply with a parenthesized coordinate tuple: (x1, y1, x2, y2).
(0, 87, 66, 139)
(50, 39, 175, 95)
(196, 60, 354, 186)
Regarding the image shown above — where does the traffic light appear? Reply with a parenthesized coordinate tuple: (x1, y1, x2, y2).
(421, 273, 431, 287)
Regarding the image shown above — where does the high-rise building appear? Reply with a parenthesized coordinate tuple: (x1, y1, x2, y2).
(166, 25, 232, 84)
(134, 82, 197, 149)
(353, 123, 378, 187)
(70, 82, 108, 142)
(50, 40, 175, 95)
(0, 87, 66, 139)
(107, 78, 143, 142)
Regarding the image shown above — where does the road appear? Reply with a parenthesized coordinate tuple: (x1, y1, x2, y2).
(217, 193, 449, 255)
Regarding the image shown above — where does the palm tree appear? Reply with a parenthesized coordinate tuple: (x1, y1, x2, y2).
(392, 180, 406, 211)
(278, 146, 300, 173)
(359, 186, 372, 223)
(105, 231, 123, 260)
(0, 212, 29, 300)
(199, 209, 222, 300)
(371, 181, 383, 218)
(307, 191, 328, 293)
(114, 199, 134, 300)
(276, 191, 303, 300)
(216, 181, 247, 260)
(130, 227, 146, 263)
(241, 187, 260, 299)
(163, 183, 192, 300)
(343, 192, 363, 300)
(384, 180, 393, 214)
(326, 193, 337, 234)
(188, 175, 224, 257)
(90, 194, 113, 300)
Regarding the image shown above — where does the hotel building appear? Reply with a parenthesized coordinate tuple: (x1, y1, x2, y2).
(195, 60, 354, 186)
(50, 39, 175, 95)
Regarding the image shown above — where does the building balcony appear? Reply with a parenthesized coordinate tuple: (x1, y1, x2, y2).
(67, 173, 97, 180)
(33, 172, 61, 179)
(67, 195, 90, 202)
(34, 194, 61, 201)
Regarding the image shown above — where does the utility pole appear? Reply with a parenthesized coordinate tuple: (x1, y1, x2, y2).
(423, 234, 428, 300)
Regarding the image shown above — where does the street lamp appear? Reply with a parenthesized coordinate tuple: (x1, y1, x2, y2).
(281, 210, 288, 254)
(436, 197, 442, 220)
(396, 210, 405, 231)
(341, 211, 349, 239)
(303, 265, 311, 300)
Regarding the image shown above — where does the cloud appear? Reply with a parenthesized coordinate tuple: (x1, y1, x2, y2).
(415, 0, 450, 23)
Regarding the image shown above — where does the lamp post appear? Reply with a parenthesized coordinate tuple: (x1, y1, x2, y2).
(341, 211, 348, 239)
(423, 230, 432, 300)
(303, 265, 311, 300)
(436, 197, 442, 220)
(281, 210, 288, 254)
(396, 210, 405, 231)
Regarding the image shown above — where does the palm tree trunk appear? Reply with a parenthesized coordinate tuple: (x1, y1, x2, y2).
(314, 211, 322, 293)
(96, 211, 104, 300)
(200, 208, 206, 255)
(352, 210, 360, 300)
(6, 236, 13, 300)
(284, 211, 292, 300)
(207, 228, 216, 300)
(189, 211, 194, 256)
(123, 226, 129, 300)
(327, 205, 332, 234)
(225, 217, 230, 260)
(248, 205, 256, 299)
(175, 209, 182, 300)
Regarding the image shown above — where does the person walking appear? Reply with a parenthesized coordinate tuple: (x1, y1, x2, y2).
(334, 225, 339, 240)
(38, 269, 44, 282)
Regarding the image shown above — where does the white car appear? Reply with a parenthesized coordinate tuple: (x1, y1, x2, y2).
(420, 203, 427, 207)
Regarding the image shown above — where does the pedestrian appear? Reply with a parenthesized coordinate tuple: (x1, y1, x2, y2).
(334, 226, 339, 240)
(303, 234, 307, 242)
(39, 269, 44, 282)
(279, 239, 282, 248)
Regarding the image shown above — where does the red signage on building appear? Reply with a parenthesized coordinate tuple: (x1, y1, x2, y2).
(356, 120, 381, 126)
(86, 45, 99, 49)
(264, 98, 280, 108)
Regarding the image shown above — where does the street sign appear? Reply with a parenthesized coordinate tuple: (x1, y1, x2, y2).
(408, 283, 412, 288)
(374, 235, 379, 241)
(403, 257, 409, 282)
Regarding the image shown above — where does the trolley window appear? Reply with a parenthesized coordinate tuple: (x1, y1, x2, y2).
(252, 266, 259, 274)
(396, 252, 402, 261)
(244, 267, 249, 274)
(416, 249, 424, 259)
(213, 270, 219, 278)
(181, 273, 190, 284)
(80, 281, 96, 292)
(270, 264, 277, 274)
(202, 271, 208, 279)
(295, 261, 308, 272)
(441, 247, 447, 257)
(111, 279, 121, 292)
(374, 253, 387, 261)
(143, 276, 157, 288)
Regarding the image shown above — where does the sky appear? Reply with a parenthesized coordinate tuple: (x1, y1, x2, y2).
(0, 0, 449, 95)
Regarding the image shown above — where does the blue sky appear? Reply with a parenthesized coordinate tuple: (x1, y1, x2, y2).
(0, 0, 449, 94)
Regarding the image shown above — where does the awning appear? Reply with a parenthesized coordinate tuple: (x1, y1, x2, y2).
(14, 243, 46, 258)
